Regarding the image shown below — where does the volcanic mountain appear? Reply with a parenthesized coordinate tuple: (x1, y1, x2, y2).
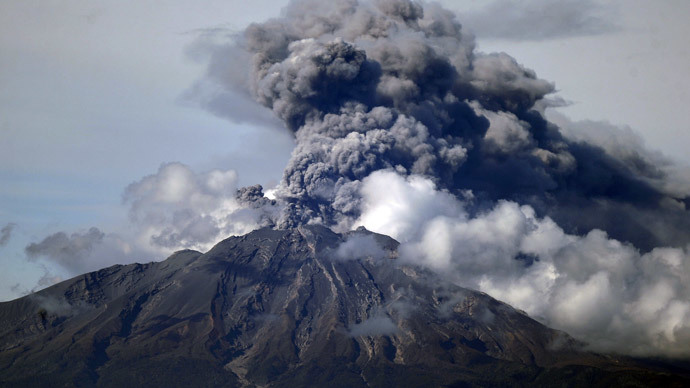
(1, 226, 688, 387)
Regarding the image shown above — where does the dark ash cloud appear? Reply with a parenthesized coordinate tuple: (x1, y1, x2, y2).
(461, 0, 618, 41)
(196, 0, 690, 251)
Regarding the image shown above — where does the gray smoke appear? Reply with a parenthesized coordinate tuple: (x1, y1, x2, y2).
(25, 227, 106, 273)
(460, 0, 618, 41)
(0, 223, 15, 246)
(23, 227, 149, 279)
(199, 0, 690, 251)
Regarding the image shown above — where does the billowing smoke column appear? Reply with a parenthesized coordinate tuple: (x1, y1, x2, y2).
(194, 0, 690, 356)
(202, 0, 690, 251)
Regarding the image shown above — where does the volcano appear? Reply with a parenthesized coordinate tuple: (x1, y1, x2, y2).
(1, 226, 688, 387)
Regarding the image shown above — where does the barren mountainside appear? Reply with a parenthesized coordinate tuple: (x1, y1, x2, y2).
(1, 226, 688, 387)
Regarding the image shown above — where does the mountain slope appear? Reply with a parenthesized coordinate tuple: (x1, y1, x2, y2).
(0, 226, 687, 387)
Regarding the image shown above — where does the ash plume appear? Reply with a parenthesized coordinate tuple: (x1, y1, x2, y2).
(199, 0, 690, 251)
(190, 0, 690, 356)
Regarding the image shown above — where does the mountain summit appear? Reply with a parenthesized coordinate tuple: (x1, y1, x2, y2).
(1, 226, 687, 387)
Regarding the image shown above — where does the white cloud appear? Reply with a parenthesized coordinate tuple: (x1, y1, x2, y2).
(22, 162, 280, 289)
(124, 162, 279, 253)
(333, 234, 386, 261)
(356, 170, 690, 356)
(355, 170, 464, 242)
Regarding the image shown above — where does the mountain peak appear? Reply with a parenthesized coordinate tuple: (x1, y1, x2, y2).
(1, 227, 687, 386)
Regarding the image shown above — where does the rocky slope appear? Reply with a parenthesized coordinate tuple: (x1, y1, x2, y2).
(0, 226, 688, 387)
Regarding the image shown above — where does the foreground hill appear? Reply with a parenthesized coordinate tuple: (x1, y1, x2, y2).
(1, 226, 688, 387)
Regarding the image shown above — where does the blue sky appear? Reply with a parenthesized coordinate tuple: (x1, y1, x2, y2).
(1, 0, 689, 301)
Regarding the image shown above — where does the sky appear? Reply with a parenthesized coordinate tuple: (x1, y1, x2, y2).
(1, 0, 690, 355)
(0, 0, 295, 297)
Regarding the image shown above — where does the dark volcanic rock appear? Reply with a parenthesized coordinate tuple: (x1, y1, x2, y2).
(0, 226, 688, 387)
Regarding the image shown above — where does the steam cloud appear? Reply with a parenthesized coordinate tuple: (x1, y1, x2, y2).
(123, 162, 278, 251)
(357, 171, 690, 356)
(334, 233, 386, 261)
(24, 163, 279, 278)
(192, 0, 690, 356)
